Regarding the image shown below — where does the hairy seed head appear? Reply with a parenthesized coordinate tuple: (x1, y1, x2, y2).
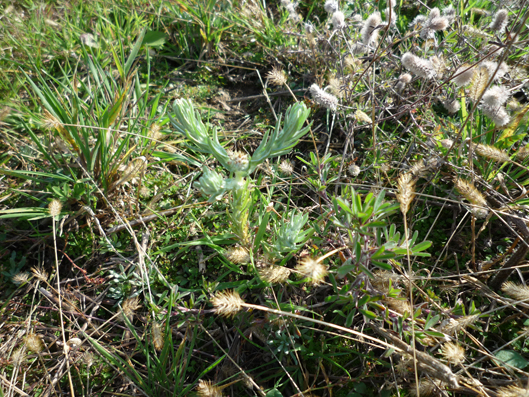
(453, 64, 474, 87)
(443, 99, 461, 114)
(120, 296, 141, 322)
(441, 342, 466, 365)
(489, 9, 509, 33)
(11, 347, 26, 366)
(259, 265, 291, 284)
(225, 246, 250, 264)
(348, 164, 361, 177)
(266, 67, 288, 86)
(332, 11, 346, 30)
(211, 290, 244, 318)
(401, 53, 436, 79)
(497, 384, 529, 397)
(454, 178, 487, 207)
(48, 199, 62, 217)
(31, 266, 48, 282)
(396, 172, 416, 214)
(25, 333, 45, 353)
(296, 257, 328, 285)
(361, 12, 382, 46)
(502, 281, 529, 301)
(196, 379, 223, 397)
(152, 322, 164, 351)
(474, 143, 510, 162)
(310, 84, 338, 111)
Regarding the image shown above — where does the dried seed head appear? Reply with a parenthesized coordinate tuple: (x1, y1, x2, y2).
(25, 333, 45, 353)
(409, 14, 427, 28)
(385, 297, 413, 315)
(428, 16, 449, 31)
(332, 11, 346, 30)
(83, 352, 94, 367)
(31, 266, 49, 282)
(517, 146, 529, 161)
(489, 9, 509, 33)
(211, 290, 244, 318)
(12, 272, 31, 285)
(396, 172, 416, 214)
(502, 281, 529, 301)
(67, 338, 83, 350)
(152, 322, 164, 351)
(430, 55, 447, 78)
(279, 160, 294, 175)
(481, 104, 510, 126)
(348, 164, 361, 177)
(468, 65, 490, 102)
(481, 60, 509, 81)
(120, 296, 141, 322)
(442, 5, 456, 24)
(443, 99, 461, 114)
(361, 12, 382, 46)
(497, 384, 529, 397)
(441, 342, 466, 365)
(196, 380, 223, 397)
(42, 109, 63, 131)
(453, 64, 474, 87)
(474, 143, 510, 162)
(409, 379, 445, 396)
(440, 138, 454, 149)
(266, 67, 288, 86)
(309, 84, 338, 111)
(296, 257, 328, 285)
(329, 77, 343, 99)
(149, 123, 162, 141)
(442, 314, 480, 335)
(48, 199, 62, 217)
(11, 347, 26, 366)
(259, 265, 291, 284)
(395, 357, 412, 377)
(401, 52, 436, 79)
(225, 246, 250, 264)
(454, 178, 487, 207)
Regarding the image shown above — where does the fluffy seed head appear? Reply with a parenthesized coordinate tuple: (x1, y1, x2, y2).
(443, 99, 461, 114)
(11, 347, 26, 366)
(489, 9, 509, 33)
(481, 60, 509, 81)
(266, 67, 288, 86)
(441, 342, 466, 365)
(279, 160, 294, 175)
(409, 379, 445, 396)
(454, 178, 487, 207)
(196, 380, 223, 397)
(42, 109, 63, 131)
(225, 246, 250, 264)
(453, 64, 474, 87)
(517, 146, 529, 161)
(13, 272, 30, 285)
(332, 11, 346, 30)
(481, 104, 510, 126)
(442, 314, 480, 335)
(428, 16, 449, 31)
(348, 164, 361, 177)
(440, 138, 454, 149)
(396, 172, 416, 214)
(401, 52, 436, 79)
(398, 73, 412, 84)
(83, 352, 94, 367)
(152, 322, 164, 351)
(502, 281, 529, 301)
(48, 199, 62, 217)
(25, 333, 45, 353)
(469, 65, 490, 102)
(409, 14, 427, 28)
(296, 257, 328, 285)
(310, 84, 338, 111)
(259, 265, 291, 284)
(442, 5, 456, 23)
(482, 85, 510, 107)
(474, 143, 510, 162)
(430, 55, 447, 78)
(324, 0, 339, 13)
(361, 12, 381, 46)
(211, 290, 244, 318)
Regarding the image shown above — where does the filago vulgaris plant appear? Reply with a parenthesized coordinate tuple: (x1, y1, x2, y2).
(169, 99, 311, 257)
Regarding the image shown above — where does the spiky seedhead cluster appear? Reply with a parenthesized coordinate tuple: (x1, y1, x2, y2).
(196, 380, 223, 397)
(266, 67, 288, 86)
(259, 265, 291, 284)
(25, 333, 44, 353)
(401, 53, 436, 79)
(332, 11, 346, 30)
(48, 199, 62, 217)
(442, 314, 480, 335)
(42, 109, 63, 131)
(225, 246, 250, 264)
(211, 290, 244, 318)
(12, 272, 30, 285)
(31, 266, 48, 282)
(361, 12, 381, 46)
(409, 379, 445, 397)
(309, 84, 338, 111)
(502, 281, 529, 301)
(474, 143, 510, 163)
(454, 178, 487, 217)
(489, 9, 509, 33)
(11, 347, 26, 366)
(480, 85, 511, 126)
(441, 342, 466, 365)
(396, 172, 416, 215)
(152, 322, 164, 351)
(355, 109, 372, 123)
(295, 257, 328, 285)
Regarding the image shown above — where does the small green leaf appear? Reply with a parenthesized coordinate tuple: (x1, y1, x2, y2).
(265, 388, 283, 397)
(143, 31, 167, 47)
(494, 350, 529, 369)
